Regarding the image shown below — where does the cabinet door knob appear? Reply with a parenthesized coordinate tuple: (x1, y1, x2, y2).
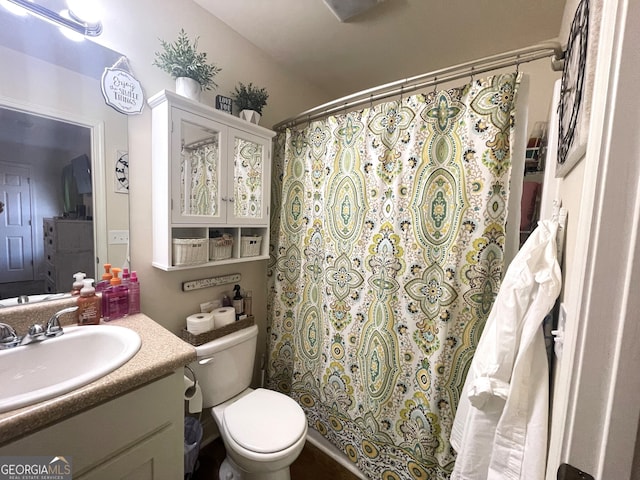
(228, 198, 235, 203)
(221, 197, 228, 202)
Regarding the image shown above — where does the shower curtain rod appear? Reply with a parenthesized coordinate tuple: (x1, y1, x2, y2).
(273, 40, 564, 131)
(182, 137, 218, 151)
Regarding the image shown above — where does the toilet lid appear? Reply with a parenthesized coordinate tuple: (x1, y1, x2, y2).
(223, 389, 306, 453)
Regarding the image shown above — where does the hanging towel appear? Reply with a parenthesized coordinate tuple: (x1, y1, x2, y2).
(450, 219, 562, 480)
(72, 154, 92, 194)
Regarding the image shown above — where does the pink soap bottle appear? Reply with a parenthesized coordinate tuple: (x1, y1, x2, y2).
(128, 271, 140, 315)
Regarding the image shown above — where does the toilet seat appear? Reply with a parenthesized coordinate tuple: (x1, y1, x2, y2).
(223, 388, 306, 454)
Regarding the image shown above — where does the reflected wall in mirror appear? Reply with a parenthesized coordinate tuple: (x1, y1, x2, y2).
(0, 108, 93, 299)
(0, 9, 129, 305)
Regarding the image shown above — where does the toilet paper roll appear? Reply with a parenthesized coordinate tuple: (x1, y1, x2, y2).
(186, 312, 214, 335)
(183, 374, 203, 414)
(212, 307, 235, 328)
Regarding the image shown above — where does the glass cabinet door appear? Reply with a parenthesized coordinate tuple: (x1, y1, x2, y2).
(171, 108, 228, 224)
(228, 129, 270, 225)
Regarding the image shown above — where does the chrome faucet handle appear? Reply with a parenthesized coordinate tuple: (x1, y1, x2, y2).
(46, 306, 78, 337)
(0, 323, 20, 349)
(19, 323, 46, 346)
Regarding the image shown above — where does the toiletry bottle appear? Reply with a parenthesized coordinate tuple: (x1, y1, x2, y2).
(222, 294, 231, 307)
(96, 264, 112, 292)
(244, 290, 252, 316)
(106, 268, 129, 321)
(77, 278, 101, 325)
(233, 284, 244, 318)
(71, 272, 86, 296)
(122, 268, 130, 285)
(128, 271, 140, 314)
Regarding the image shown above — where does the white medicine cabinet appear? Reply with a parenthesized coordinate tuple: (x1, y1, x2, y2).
(149, 90, 275, 271)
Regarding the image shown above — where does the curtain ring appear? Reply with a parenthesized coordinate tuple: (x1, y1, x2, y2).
(470, 66, 475, 83)
(515, 55, 520, 75)
(370, 94, 374, 110)
(400, 86, 404, 104)
(432, 77, 438, 95)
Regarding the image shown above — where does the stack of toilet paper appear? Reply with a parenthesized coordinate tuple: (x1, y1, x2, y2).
(186, 312, 214, 335)
(211, 307, 235, 328)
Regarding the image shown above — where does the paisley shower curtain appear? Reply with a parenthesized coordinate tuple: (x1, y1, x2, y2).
(267, 73, 522, 479)
(181, 141, 219, 215)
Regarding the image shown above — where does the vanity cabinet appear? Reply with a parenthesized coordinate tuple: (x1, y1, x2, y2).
(0, 371, 184, 480)
(149, 90, 275, 270)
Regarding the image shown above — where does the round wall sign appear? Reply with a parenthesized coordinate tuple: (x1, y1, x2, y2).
(101, 68, 145, 115)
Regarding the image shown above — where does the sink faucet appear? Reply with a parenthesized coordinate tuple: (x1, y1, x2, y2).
(45, 306, 78, 338)
(2, 306, 79, 348)
(0, 323, 20, 349)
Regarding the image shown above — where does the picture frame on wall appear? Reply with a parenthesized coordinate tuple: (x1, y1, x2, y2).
(115, 150, 129, 193)
(556, 0, 594, 178)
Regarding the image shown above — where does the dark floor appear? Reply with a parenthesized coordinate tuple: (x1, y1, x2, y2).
(190, 437, 361, 480)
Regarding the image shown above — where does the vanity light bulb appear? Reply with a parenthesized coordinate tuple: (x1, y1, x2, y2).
(58, 9, 84, 42)
(66, 0, 101, 24)
(0, 0, 28, 16)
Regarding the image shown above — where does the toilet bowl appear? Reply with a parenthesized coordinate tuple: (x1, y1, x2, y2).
(212, 388, 307, 480)
(189, 324, 308, 480)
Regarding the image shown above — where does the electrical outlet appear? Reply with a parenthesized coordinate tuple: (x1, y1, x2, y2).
(109, 230, 129, 245)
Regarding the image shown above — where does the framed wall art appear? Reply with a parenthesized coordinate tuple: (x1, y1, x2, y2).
(556, 0, 594, 178)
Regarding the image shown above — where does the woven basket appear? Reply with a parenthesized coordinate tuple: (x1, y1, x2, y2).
(209, 235, 233, 261)
(172, 238, 208, 266)
(240, 236, 262, 257)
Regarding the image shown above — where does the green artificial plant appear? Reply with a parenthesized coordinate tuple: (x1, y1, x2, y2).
(231, 82, 269, 115)
(153, 29, 222, 91)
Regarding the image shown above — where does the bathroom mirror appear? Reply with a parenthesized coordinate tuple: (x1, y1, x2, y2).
(0, 8, 129, 304)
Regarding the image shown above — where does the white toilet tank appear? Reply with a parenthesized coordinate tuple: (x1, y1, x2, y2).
(190, 324, 258, 408)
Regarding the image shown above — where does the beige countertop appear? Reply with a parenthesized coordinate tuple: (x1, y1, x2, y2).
(0, 309, 196, 447)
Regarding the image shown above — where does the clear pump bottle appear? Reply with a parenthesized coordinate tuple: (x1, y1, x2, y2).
(71, 272, 86, 296)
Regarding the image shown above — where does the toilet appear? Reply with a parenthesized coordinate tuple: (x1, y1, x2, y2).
(190, 324, 307, 480)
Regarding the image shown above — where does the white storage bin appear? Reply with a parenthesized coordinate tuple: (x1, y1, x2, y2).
(172, 238, 208, 266)
(209, 234, 234, 261)
(240, 236, 262, 257)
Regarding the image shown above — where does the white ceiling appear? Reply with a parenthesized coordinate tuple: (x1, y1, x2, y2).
(195, 0, 566, 99)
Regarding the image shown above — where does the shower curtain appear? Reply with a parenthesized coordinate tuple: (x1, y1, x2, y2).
(181, 141, 219, 215)
(267, 73, 522, 479)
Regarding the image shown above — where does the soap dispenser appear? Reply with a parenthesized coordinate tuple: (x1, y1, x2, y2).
(71, 272, 86, 296)
(77, 279, 101, 325)
(96, 264, 112, 293)
(103, 268, 129, 321)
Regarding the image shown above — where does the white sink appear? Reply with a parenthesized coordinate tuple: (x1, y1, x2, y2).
(0, 325, 141, 413)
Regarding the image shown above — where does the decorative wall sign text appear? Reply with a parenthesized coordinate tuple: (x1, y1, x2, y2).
(215, 95, 233, 114)
(182, 273, 241, 291)
(102, 68, 144, 115)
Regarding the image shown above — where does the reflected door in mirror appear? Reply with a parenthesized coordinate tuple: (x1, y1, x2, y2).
(0, 163, 34, 283)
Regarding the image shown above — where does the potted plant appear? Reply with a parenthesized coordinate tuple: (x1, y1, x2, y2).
(153, 29, 222, 101)
(231, 82, 269, 124)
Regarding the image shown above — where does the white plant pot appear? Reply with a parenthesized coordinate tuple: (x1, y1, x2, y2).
(240, 109, 261, 124)
(175, 77, 201, 101)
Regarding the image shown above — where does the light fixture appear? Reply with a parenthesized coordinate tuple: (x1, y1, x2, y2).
(5, 0, 103, 37)
(323, 0, 385, 22)
(0, 0, 28, 16)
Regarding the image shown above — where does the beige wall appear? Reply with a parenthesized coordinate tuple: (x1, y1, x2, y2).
(86, 0, 328, 384)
